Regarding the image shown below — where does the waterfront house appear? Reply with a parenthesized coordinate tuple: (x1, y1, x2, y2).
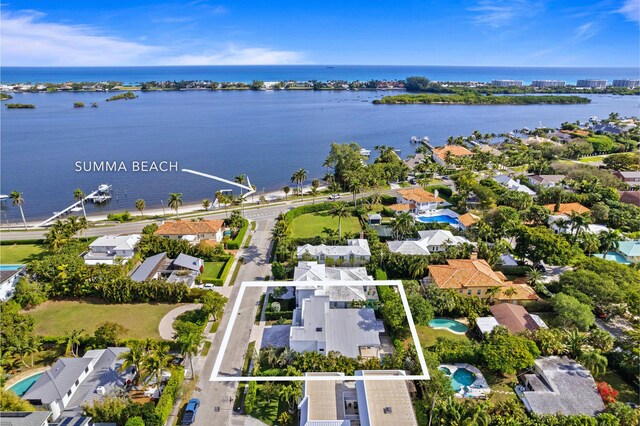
(517, 357, 605, 416)
(297, 239, 371, 266)
(298, 370, 418, 426)
(425, 259, 538, 304)
(155, 219, 225, 244)
(387, 230, 471, 256)
(528, 175, 565, 188)
(0, 265, 26, 301)
(493, 175, 536, 196)
(129, 252, 204, 287)
(431, 145, 474, 166)
(614, 171, 640, 188)
(23, 348, 131, 420)
(389, 187, 444, 214)
(404, 153, 426, 171)
(594, 240, 640, 265)
(289, 294, 384, 359)
(82, 234, 141, 265)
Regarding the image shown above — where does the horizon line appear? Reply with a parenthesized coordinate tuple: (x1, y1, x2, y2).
(2, 64, 638, 69)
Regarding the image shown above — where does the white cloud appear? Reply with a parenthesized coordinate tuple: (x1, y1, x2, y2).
(469, 0, 539, 28)
(618, 0, 639, 23)
(0, 10, 306, 66)
(575, 22, 597, 40)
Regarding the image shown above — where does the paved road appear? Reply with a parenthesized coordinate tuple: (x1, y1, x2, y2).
(158, 304, 202, 340)
(191, 218, 274, 426)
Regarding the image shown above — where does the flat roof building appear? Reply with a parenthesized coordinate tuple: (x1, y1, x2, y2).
(491, 80, 523, 87)
(577, 79, 607, 88)
(612, 79, 640, 88)
(531, 80, 565, 88)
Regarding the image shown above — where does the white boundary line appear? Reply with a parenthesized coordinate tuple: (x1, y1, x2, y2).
(210, 280, 430, 382)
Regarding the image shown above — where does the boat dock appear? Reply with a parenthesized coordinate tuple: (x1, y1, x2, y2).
(39, 184, 111, 227)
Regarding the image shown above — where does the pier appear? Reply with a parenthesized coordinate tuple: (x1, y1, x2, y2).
(39, 184, 111, 227)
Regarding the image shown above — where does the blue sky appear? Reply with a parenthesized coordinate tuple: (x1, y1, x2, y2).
(1, 0, 639, 66)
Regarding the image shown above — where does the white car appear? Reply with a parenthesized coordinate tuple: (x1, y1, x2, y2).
(203, 283, 215, 289)
(328, 194, 341, 200)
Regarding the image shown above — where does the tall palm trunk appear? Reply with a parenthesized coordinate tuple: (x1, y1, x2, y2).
(18, 205, 27, 230)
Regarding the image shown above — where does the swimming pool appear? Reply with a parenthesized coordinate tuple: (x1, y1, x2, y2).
(429, 318, 469, 333)
(0, 264, 24, 271)
(451, 368, 476, 391)
(8, 372, 43, 397)
(415, 215, 460, 225)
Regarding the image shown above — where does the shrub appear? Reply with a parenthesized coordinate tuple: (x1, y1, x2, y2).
(107, 211, 132, 222)
(426, 185, 452, 198)
(155, 367, 184, 423)
(375, 269, 388, 280)
(271, 301, 281, 312)
(264, 311, 293, 321)
(125, 417, 145, 426)
(597, 382, 618, 404)
(226, 219, 248, 249)
(283, 202, 336, 222)
(244, 381, 257, 414)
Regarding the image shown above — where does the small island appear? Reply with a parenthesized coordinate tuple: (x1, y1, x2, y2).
(106, 91, 137, 101)
(0, 93, 13, 101)
(5, 103, 35, 109)
(74, 102, 85, 108)
(373, 93, 591, 105)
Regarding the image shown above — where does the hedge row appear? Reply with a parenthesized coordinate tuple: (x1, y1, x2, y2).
(283, 202, 336, 222)
(226, 219, 249, 249)
(264, 310, 294, 321)
(199, 256, 235, 285)
(0, 239, 46, 245)
(155, 367, 184, 423)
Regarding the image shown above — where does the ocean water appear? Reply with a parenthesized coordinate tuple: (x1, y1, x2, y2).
(1, 89, 638, 221)
(2, 65, 638, 85)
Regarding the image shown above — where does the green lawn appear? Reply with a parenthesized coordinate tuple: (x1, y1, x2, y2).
(198, 261, 226, 280)
(596, 371, 639, 403)
(579, 155, 608, 163)
(0, 243, 46, 264)
(26, 300, 181, 339)
(483, 371, 519, 404)
(290, 212, 362, 239)
(409, 324, 470, 348)
(251, 386, 287, 425)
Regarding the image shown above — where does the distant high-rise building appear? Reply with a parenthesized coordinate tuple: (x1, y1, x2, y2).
(577, 79, 607, 88)
(531, 80, 566, 88)
(612, 79, 640, 89)
(491, 79, 523, 87)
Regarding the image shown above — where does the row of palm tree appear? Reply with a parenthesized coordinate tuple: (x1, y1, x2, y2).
(118, 341, 173, 387)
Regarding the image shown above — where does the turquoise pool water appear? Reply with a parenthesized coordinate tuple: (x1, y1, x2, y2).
(429, 318, 469, 333)
(0, 264, 24, 271)
(8, 372, 43, 396)
(451, 368, 476, 391)
(415, 215, 460, 225)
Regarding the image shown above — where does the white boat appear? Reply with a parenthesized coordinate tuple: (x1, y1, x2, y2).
(70, 207, 83, 212)
(422, 136, 430, 143)
(359, 149, 371, 157)
(0, 195, 8, 202)
(98, 184, 111, 193)
(410, 136, 419, 143)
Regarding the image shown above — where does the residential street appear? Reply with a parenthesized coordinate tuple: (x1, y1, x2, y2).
(190, 218, 274, 426)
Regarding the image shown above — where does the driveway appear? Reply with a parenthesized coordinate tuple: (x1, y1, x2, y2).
(158, 303, 202, 340)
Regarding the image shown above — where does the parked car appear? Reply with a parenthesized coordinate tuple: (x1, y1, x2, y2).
(182, 398, 200, 425)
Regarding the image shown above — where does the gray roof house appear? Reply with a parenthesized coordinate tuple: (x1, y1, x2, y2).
(290, 295, 384, 358)
(297, 239, 371, 265)
(527, 175, 565, 188)
(0, 412, 52, 426)
(517, 356, 605, 416)
(23, 348, 131, 420)
(130, 252, 203, 287)
(130, 252, 167, 282)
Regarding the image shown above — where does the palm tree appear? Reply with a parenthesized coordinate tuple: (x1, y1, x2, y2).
(329, 203, 351, 240)
(579, 350, 608, 376)
(143, 344, 171, 386)
(65, 329, 85, 357)
(501, 286, 518, 301)
(202, 199, 211, 211)
(579, 232, 600, 256)
(135, 199, 146, 218)
(176, 328, 205, 379)
(564, 329, 585, 359)
(279, 382, 303, 413)
(282, 186, 291, 199)
(73, 188, 87, 219)
(118, 342, 146, 385)
(21, 337, 41, 368)
(309, 186, 319, 204)
(9, 191, 27, 230)
(408, 256, 430, 279)
(599, 230, 621, 256)
(567, 211, 592, 243)
(291, 169, 308, 202)
(392, 212, 414, 240)
(167, 193, 183, 218)
(525, 268, 543, 288)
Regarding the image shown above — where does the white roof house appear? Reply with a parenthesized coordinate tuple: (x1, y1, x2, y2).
(297, 239, 371, 265)
(83, 234, 141, 265)
(387, 230, 471, 255)
(548, 216, 610, 235)
(293, 261, 376, 310)
(494, 175, 536, 196)
(518, 357, 605, 416)
(290, 294, 384, 358)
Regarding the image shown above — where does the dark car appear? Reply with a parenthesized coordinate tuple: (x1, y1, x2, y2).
(182, 398, 200, 425)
